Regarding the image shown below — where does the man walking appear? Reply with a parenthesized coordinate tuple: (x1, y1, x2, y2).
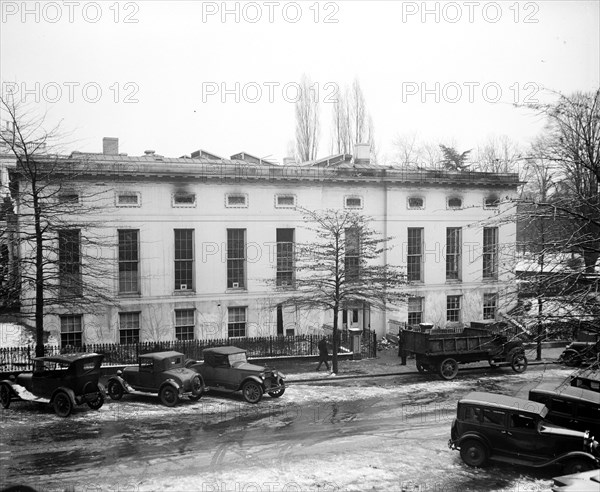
(316, 336, 330, 371)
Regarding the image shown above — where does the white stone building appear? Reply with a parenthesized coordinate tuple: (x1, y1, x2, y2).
(14, 139, 519, 346)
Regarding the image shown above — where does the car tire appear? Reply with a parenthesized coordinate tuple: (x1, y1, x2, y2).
(87, 391, 105, 410)
(439, 358, 459, 380)
(268, 384, 285, 398)
(53, 391, 73, 418)
(242, 381, 263, 404)
(563, 458, 595, 475)
(561, 349, 582, 367)
(107, 380, 124, 401)
(159, 385, 179, 407)
(190, 375, 204, 397)
(509, 349, 528, 373)
(460, 440, 488, 467)
(0, 383, 12, 409)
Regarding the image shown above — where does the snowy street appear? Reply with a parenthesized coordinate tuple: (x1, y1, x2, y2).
(0, 362, 573, 491)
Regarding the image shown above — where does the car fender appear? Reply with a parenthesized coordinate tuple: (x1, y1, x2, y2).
(160, 379, 181, 394)
(239, 375, 264, 390)
(456, 432, 491, 451)
(529, 451, 599, 469)
(107, 375, 134, 393)
(51, 387, 77, 406)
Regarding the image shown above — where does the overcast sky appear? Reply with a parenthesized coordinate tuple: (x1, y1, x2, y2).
(1, 0, 599, 163)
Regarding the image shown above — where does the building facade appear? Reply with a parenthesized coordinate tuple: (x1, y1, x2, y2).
(14, 139, 520, 346)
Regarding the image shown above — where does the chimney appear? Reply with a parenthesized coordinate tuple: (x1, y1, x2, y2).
(354, 143, 370, 164)
(103, 137, 119, 155)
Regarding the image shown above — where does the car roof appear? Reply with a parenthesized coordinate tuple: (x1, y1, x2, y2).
(33, 353, 103, 364)
(203, 346, 246, 356)
(460, 391, 548, 416)
(530, 383, 600, 404)
(139, 351, 184, 360)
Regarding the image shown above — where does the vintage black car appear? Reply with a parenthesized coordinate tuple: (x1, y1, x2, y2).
(107, 351, 203, 407)
(559, 341, 600, 367)
(529, 383, 600, 437)
(188, 346, 285, 404)
(0, 353, 105, 417)
(449, 391, 600, 474)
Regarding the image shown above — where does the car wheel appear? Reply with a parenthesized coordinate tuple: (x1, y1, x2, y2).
(460, 440, 488, 467)
(509, 349, 528, 373)
(0, 383, 12, 409)
(107, 380, 124, 401)
(159, 385, 179, 407)
(561, 349, 582, 367)
(53, 391, 73, 418)
(242, 381, 263, 404)
(563, 458, 594, 475)
(439, 358, 459, 380)
(87, 391, 105, 410)
(190, 375, 204, 397)
(268, 385, 285, 398)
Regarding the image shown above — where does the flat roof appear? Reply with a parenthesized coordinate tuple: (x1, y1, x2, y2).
(203, 346, 246, 355)
(460, 391, 548, 416)
(530, 383, 600, 404)
(139, 351, 184, 360)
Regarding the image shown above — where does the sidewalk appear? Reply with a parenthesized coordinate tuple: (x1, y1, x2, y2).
(281, 344, 567, 383)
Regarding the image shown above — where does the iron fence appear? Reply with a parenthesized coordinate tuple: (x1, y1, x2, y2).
(0, 330, 377, 371)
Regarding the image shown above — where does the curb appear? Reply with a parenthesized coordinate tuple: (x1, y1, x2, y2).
(286, 359, 562, 383)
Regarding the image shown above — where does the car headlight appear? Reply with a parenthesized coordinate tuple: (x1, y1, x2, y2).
(260, 373, 266, 380)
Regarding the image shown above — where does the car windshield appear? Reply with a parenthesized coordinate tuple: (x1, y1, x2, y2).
(228, 352, 247, 366)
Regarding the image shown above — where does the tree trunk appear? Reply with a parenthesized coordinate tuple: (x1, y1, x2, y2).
(33, 191, 44, 358)
(332, 304, 339, 374)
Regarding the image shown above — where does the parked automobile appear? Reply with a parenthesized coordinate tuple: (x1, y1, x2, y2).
(570, 368, 600, 393)
(187, 346, 285, 404)
(559, 341, 600, 367)
(529, 383, 600, 437)
(107, 351, 204, 407)
(449, 391, 600, 474)
(0, 353, 105, 417)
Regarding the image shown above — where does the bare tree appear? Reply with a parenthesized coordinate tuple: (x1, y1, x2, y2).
(0, 96, 116, 356)
(295, 74, 320, 162)
(474, 135, 522, 174)
(278, 208, 406, 373)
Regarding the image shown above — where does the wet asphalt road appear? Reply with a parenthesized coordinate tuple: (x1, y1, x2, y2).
(0, 364, 574, 491)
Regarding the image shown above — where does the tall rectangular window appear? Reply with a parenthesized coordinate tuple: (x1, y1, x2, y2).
(276, 228, 294, 287)
(446, 227, 462, 280)
(119, 312, 140, 344)
(228, 307, 247, 337)
(60, 315, 82, 347)
(175, 229, 194, 290)
(483, 227, 499, 279)
(175, 309, 195, 340)
(407, 228, 423, 282)
(118, 229, 139, 294)
(408, 297, 424, 326)
(483, 293, 498, 320)
(227, 229, 246, 289)
(447, 295, 461, 323)
(345, 227, 360, 281)
(59, 229, 81, 297)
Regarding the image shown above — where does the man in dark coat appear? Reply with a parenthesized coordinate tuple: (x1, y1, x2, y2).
(316, 336, 330, 371)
